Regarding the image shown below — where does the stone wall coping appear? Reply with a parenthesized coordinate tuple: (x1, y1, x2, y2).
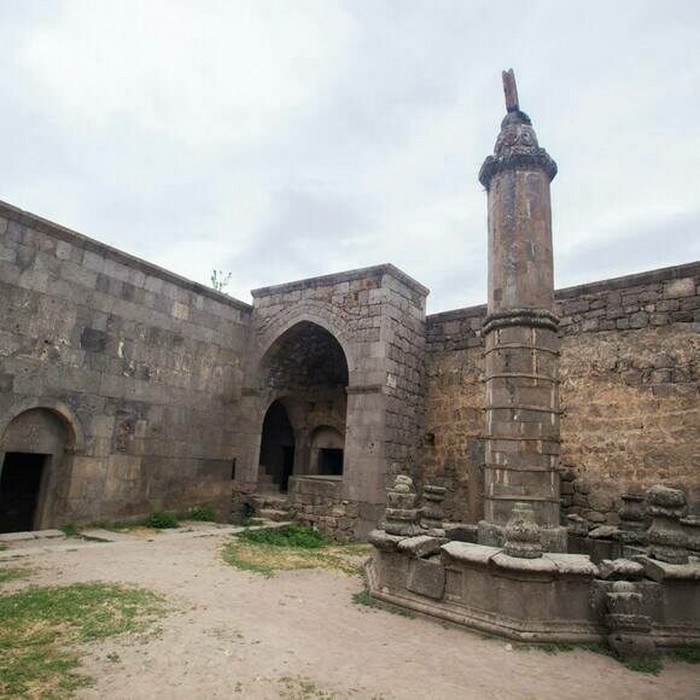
(441, 541, 500, 565)
(555, 261, 700, 299)
(543, 552, 599, 577)
(426, 260, 700, 326)
(427, 304, 488, 325)
(491, 551, 560, 573)
(251, 263, 429, 298)
(636, 556, 700, 582)
(0, 199, 253, 313)
(397, 535, 444, 558)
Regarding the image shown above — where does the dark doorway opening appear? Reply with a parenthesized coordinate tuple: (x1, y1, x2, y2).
(318, 448, 343, 476)
(281, 446, 295, 492)
(259, 401, 295, 492)
(0, 452, 48, 533)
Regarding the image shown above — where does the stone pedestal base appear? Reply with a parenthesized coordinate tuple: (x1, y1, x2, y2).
(478, 520, 568, 553)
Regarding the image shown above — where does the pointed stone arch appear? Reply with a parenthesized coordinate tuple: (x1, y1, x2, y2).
(255, 321, 349, 491)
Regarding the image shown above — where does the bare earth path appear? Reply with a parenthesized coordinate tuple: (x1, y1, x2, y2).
(1, 526, 698, 700)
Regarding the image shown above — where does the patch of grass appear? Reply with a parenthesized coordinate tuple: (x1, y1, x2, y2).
(221, 543, 276, 578)
(0, 582, 166, 698)
(237, 523, 326, 549)
(278, 675, 336, 699)
(539, 641, 575, 654)
(187, 505, 216, 522)
(544, 640, 699, 674)
(61, 523, 80, 537)
(0, 566, 31, 585)
(623, 656, 663, 675)
(144, 511, 179, 529)
(351, 588, 416, 618)
(221, 525, 368, 578)
(669, 646, 700, 664)
(0, 541, 7, 552)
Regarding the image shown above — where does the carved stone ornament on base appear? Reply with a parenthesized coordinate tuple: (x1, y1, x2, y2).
(605, 580, 656, 660)
(616, 492, 648, 546)
(503, 502, 543, 559)
(383, 474, 421, 537)
(420, 484, 447, 534)
(647, 485, 689, 565)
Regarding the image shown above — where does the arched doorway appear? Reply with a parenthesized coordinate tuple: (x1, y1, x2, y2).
(258, 321, 349, 490)
(0, 408, 71, 532)
(259, 400, 296, 492)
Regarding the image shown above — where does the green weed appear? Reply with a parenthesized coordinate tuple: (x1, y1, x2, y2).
(144, 511, 179, 529)
(237, 523, 326, 549)
(278, 675, 336, 699)
(539, 642, 575, 654)
(0, 581, 166, 698)
(623, 656, 663, 675)
(222, 525, 367, 578)
(61, 523, 80, 537)
(669, 646, 700, 664)
(0, 566, 31, 585)
(187, 505, 216, 522)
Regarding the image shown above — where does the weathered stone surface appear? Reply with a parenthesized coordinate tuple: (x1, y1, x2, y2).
(598, 558, 645, 580)
(368, 529, 403, 552)
(441, 541, 500, 566)
(492, 551, 558, 574)
(397, 535, 444, 558)
(422, 262, 700, 531)
(647, 485, 689, 564)
(589, 526, 618, 540)
(406, 557, 446, 599)
(503, 502, 543, 559)
(636, 556, 700, 583)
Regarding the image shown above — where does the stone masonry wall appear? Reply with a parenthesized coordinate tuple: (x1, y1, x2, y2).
(288, 475, 358, 542)
(423, 262, 700, 528)
(0, 201, 252, 526)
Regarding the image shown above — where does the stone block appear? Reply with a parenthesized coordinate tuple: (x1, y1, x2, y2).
(397, 535, 444, 558)
(663, 278, 695, 298)
(406, 557, 445, 599)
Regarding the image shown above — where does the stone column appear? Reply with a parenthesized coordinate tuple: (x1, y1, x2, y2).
(477, 70, 566, 551)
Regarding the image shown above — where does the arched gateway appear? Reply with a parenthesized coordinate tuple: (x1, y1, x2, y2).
(240, 265, 429, 538)
(0, 406, 78, 532)
(258, 321, 349, 491)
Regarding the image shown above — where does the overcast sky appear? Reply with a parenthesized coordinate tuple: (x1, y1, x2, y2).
(1, 1, 699, 313)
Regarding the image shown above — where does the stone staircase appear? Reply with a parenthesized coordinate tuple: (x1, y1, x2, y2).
(250, 490, 294, 524)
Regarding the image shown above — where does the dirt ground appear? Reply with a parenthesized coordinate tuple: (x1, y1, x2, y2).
(1, 525, 698, 700)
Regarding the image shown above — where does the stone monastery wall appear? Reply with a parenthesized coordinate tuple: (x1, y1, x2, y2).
(423, 261, 700, 527)
(0, 201, 251, 526)
(0, 197, 697, 537)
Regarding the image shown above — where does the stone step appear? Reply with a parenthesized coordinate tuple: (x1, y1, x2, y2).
(258, 508, 291, 522)
(252, 492, 290, 510)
